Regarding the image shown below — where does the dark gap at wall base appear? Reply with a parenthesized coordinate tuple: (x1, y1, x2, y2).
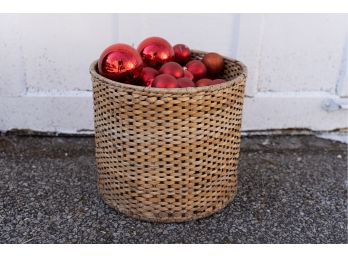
(1, 128, 347, 138)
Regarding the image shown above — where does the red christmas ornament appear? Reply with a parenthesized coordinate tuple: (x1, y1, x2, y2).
(137, 37, 174, 69)
(98, 43, 143, 83)
(185, 60, 207, 81)
(211, 79, 226, 85)
(140, 67, 159, 87)
(173, 44, 191, 64)
(183, 70, 194, 81)
(177, 78, 195, 88)
(196, 78, 213, 87)
(152, 74, 177, 88)
(159, 62, 184, 79)
(202, 52, 224, 76)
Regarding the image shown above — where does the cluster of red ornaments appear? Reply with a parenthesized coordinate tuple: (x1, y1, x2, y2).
(98, 36, 226, 89)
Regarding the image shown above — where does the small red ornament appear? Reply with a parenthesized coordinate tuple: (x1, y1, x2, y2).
(183, 70, 194, 81)
(211, 79, 226, 85)
(196, 78, 213, 87)
(202, 52, 224, 76)
(173, 44, 191, 65)
(140, 67, 159, 87)
(177, 78, 195, 88)
(98, 43, 143, 83)
(152, 74, 177, 88)
(159, 62, 184, 79)
(137, 37, 174, 69)
(185, 60, 207, 81)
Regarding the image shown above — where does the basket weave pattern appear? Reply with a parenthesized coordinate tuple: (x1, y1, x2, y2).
(90, 51, 247, 222)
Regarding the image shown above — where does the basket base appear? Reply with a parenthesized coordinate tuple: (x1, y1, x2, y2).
(99, 189, 238, 223)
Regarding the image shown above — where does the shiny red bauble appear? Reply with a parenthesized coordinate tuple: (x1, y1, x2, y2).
(137, 37, 174, 69)
(202, 52, 224, 76)
(159, 62, 184, 79)
(211, 79, 226, 85)
(152, 74, 177, 88)
(177, 78, 195, 88)
(196, 78, 213, 87)
(173, 44, 191, 65)
(140, 67, 159, 87)
(185, 60, 207, 81)
(183, 70, 194, 81)
(98, 43, 144, 83)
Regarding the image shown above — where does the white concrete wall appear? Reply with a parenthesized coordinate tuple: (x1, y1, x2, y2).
(0, 14, 347, 133)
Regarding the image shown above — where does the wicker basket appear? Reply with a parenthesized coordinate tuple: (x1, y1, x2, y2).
(90, 50, 247, 223)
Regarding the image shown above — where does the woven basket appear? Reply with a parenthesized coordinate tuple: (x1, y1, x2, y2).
(90, 50, 247, 223)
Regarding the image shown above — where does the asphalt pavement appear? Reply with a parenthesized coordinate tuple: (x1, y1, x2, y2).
(0, 135, 346, 243)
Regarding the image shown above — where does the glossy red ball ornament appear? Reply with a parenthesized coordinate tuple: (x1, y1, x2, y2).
(98, 43, 143, 83)
(152, 74, 177, 88)
(159, 62, 184, 79)
(137, 37, 174, 69)
(177, 78, 195, 88)
(185, 60, 207, 81)
(140, 67, 159, 87)
(211, 79, 226, 85)
(173, 44, 191, 65)
(183, 70, 194, 81)
(196, 78, 213, 87)
(202, 52, 224, 76)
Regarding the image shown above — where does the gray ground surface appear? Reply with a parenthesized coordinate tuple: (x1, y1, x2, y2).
(0, 135, 346, 244)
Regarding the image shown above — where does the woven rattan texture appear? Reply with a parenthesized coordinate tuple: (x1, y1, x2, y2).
(90, 51, 247, 223)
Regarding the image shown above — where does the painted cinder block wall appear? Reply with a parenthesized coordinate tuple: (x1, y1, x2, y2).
(0, 14, 347, 134)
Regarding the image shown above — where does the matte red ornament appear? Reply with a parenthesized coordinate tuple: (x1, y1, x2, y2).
(140, 67, 159, 87)
(183, 70, 194, 81)
(211, 79, 226, 85)
(137, 37, 174, 69)
(152, 74, 177, 88)
(177, 78, 195, 88)
(202, 52, 224, 76)
(159, 62, 184, 79)
(196, 78, 213, 87)
(98, 43, 143, 83)
(173, 44, 191, 65)
(185, 60, 207, 81)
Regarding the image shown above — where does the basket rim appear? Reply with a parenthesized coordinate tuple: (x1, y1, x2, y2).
(90, 49, 247, 95)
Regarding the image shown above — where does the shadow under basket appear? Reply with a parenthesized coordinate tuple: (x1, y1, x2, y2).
(90, 50, 247, 223)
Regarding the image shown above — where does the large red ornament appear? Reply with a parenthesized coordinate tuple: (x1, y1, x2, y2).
(137, 37, 174, 69)
(140, 67, 159, 87)
(177, 78, 195, 88)
(98, 43, 143, 83)
(196, 78, 213, 87)
(159, 62, 184, 79)
(152, 74, 177, 88)
(185, 60, 207, 81)
(202, 52, 224, 76)
(183, 70, 194, 81)
(173, 44, 191, 64)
